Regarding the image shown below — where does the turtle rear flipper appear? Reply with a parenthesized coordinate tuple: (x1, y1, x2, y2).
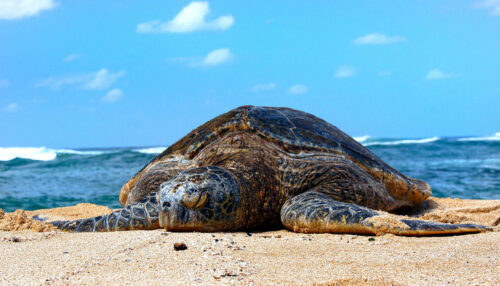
(280, 191, 491, 236)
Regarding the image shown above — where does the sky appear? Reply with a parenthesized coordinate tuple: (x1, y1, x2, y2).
(0, 0, 499, 148)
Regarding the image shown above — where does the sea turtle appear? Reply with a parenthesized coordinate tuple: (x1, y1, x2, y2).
(52, 106, 490, 235)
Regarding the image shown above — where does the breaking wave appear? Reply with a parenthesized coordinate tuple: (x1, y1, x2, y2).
(134, 147, 167, 154)
(0, 146, 170, 161)
(0, 147, 57, 161)
(363, 137, 440, 147)
(353, 135, 371, 143)
(458, 132, 500, 142)
(0, 147, 105, 161)
(1, 132, 498, 162)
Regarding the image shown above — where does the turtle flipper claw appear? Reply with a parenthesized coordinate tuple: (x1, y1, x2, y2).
(395, 219, 492, 236)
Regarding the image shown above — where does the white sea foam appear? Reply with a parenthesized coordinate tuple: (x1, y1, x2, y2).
(56, 149, 104, 155)
(458, 132, 500, 142)
(353, 135, 371, 143)
(134, 147, 167, 154)
(0, 147, 104, 161)
(364, 137, 440, 146)
(0, 147, 56, 161)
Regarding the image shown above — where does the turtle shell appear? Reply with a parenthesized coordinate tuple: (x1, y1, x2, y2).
(151, 105, 389, 171)
(121, 106, 427, 206)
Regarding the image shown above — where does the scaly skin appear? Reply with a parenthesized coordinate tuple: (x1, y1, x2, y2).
(53, 192, 160, 232)
(280, 191, 490, 236)
(120, 106, 431, 208)
(51, 106, 491, 235)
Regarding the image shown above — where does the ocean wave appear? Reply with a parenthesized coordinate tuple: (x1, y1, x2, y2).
(458, 132, 500, 142)
(133, 147, 167, 154)
(55, 149, 105, 155)
(0, 147, 56, 161)
(353, 135, 371, 143)
(363, 137, 440, 147)
(0, 147, 105, 161)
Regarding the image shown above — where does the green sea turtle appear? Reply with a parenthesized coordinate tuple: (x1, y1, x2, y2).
(52, 106, 490, 235)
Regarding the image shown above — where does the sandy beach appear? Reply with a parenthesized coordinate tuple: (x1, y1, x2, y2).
(1, 197, 499, 285)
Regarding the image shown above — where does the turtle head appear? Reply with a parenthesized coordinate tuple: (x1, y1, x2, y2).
(158, 167, 242, 231)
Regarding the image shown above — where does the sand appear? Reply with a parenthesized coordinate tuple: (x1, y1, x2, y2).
(0, 197, 499, 285)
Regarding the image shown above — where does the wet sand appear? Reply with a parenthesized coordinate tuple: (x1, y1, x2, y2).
(1, 197, 499, 285)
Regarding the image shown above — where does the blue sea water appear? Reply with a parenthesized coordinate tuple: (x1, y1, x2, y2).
(0, 134, 499, 212)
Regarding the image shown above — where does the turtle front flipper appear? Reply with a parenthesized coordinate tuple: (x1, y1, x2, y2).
(280, 191, 491, 236)
(52, 192, 160, 232)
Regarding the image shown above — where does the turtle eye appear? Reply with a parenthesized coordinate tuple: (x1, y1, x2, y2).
(182, 190, 208, 209)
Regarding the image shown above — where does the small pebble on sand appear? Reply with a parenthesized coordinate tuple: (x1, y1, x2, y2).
(173, 242, 187, 251)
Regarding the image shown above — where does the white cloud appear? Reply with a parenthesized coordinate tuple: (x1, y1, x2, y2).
(3, 103, 20, 112)
(473, 0, 500, 15)
(37, 68, 125, 90)
(425, 69, 454, 80)
(101, 89, 123, 103)
(0, 79, 9, 87)
(334, 66, 357, 78)
(288, 84, 308, 94)
(174, 48, 233, 67)
(64, 53, 81, 62)
(0, 0, 57, 20)
(137, 1, 234, 33)
(251, 83, 276, 92)
(201, 48, 233, 66)
(83, 69, 125, 90)
(354, 33, 407, 45)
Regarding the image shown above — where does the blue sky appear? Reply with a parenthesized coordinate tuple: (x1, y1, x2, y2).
(0, 0, 499, 148)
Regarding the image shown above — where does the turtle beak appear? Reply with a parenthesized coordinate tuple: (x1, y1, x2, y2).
(159, 198, 189, 230)
(159, 212, 168, 229)
(159, 199, 172, 229)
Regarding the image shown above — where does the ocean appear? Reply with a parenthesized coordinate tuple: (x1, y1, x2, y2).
(1, 134, 499, 212)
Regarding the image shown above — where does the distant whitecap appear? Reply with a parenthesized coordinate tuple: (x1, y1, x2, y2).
(353, 135, 371, 143)
(364, 137, 440, 147)
(0, 147, 56, 161)
(56, 149, 105, 155)
(458, 132, 500, 142)
(134, 147, 167, 154)
(0, 147, 105, 161)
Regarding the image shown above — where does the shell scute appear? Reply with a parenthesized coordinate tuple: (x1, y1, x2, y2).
(121, 105, 429, 207)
